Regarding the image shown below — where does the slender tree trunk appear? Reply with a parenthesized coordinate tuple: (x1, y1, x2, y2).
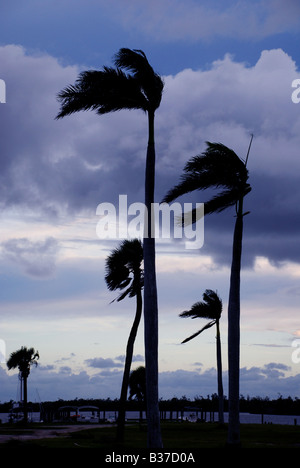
(227, 200, 244, 445)
(23, 375, 28, 424)
(116, 283, 142, 443)
(216, 319, 224, 425)
(143, 110, 163, 448)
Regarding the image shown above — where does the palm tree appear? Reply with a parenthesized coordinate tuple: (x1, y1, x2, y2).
(105, 238, 143, 442)
(129, 366, 146, 402)
(163, 141, 252, 445)
(7, 346, 39, 423)
(180, 289, 224, 424)
(129, 366, 146, 423)
(56, 48, 164, 447)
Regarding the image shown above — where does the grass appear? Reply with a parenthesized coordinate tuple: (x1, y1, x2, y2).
(1, 422, 300, 449)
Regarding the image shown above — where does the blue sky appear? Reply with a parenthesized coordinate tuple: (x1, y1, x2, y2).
(0, 0, 300, 403)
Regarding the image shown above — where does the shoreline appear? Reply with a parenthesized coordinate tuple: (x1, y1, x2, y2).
(0, 423, 113, 444)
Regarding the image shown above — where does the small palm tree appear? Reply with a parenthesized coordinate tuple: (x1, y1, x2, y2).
(105, 238, 143, 442)
(129, 366, 146, 403)
(163, 140, 252, 445)
(129, 366, 146, 423)
(180, 289, 224, 424)
(7, 346, 39, 423)
(57, 48, 164, 448)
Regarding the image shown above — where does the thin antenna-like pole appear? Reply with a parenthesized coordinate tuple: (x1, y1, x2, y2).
(245, 133, 254, 167)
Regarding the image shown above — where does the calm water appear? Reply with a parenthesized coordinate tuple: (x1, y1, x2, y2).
(1, 411, 299, 425)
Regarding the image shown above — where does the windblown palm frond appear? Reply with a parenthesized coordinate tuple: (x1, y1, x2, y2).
(162, 142, 251, 217)
(114, 48, 164, 111)
(180, 289, 222, 321)
(56, 49, 164, 119)
(181, 320, 216, 344)
(56, 67, 149, 118)
(180, 290, 222, 343)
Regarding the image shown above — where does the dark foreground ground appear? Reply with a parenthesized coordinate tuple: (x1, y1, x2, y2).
(0, 422, 300, 449)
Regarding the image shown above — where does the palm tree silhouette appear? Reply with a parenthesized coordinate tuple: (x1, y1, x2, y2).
(163, 140, 252, 445)
(105, 238, 143, 442)
(180, 289, 224, 424)
(7, 346, 39, 423)
(129, 366, 146, 403)
(129, 366, 146, 422)
(56, 48, 164, 447)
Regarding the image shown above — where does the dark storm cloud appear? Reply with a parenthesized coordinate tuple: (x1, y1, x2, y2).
(196, 171, 300, 267)
(0, 45, 146, 217)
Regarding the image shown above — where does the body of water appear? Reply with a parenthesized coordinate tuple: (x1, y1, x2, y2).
(0, 410, 299, 425)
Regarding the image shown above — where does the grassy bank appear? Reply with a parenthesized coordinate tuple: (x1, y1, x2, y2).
(1, 422, 300, 448)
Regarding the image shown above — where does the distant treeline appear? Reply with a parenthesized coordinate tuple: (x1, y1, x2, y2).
(1, 394, 300, 416)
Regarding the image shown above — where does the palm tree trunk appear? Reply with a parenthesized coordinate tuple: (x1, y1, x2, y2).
(23, 374, 28, 424)
(116, 283, 142, 443)
(143, 110, 163, 448)
(216, 319, 224, 425)
(227, 200, 244, 445)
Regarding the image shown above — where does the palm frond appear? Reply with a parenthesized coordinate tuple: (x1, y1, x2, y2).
(181, 320, 216, 344)
(114, 49, 151, 77)
(180, 301, 211, 320)
(162, 173, 202, 204)
(56, 67, 148, 118)
(180, 290, 222, 321)
(114, 48, 164, 111)
(162, 142, 250, 215)
(56, 48, 163, 118)
(204, 186, 249, 215)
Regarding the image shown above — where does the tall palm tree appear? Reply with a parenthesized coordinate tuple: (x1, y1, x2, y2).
(56, 48, 164, 447)
(105, 238, 143, 442)
(163, 141, 252, 445)
(7, 346, 39, 423)
(180, 289, 224, 424)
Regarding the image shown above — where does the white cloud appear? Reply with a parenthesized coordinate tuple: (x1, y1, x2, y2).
(159, 49, 300, 176)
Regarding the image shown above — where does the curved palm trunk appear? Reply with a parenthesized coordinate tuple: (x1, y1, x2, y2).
(227, 200, 244, 445)
(215, 319, 224, 425)
(143, 110, 163, 448)
(116, 282, 142, 443)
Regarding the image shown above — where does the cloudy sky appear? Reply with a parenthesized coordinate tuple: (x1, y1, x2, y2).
(0, 0, 300, 404)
